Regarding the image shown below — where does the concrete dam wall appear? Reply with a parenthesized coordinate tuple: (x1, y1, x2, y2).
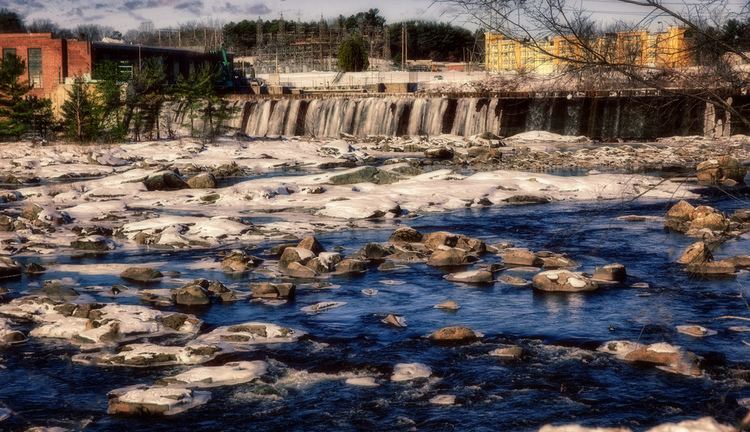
(234, 94, 748, 140)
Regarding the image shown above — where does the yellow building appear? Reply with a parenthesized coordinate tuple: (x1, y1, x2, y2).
(485, 27, 691, 73)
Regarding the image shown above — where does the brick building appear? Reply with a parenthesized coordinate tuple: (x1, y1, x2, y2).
(0, 32, 228, 105)
(0, 33, 91, 99)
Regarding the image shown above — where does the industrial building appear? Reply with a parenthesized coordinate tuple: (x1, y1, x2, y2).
(0, 32, 228, 104)
(485, 27, 692, 73)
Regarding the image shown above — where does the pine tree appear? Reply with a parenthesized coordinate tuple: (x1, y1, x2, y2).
(338, 35, 370, 72)
(0, 54, 30, 139)
(61, 77, 99, 142)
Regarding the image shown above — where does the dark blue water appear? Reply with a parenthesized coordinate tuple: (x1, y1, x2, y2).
(1, 196, 749, 431)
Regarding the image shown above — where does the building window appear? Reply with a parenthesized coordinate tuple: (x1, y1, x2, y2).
(27, 48, 43, 88)
(2, 48, 16, 60)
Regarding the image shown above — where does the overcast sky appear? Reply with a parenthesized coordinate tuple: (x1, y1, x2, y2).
(2, 0, 748, 32)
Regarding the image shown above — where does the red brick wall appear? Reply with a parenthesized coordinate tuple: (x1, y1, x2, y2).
(0, 33, 92, 99)
(66, 40, 92, 77)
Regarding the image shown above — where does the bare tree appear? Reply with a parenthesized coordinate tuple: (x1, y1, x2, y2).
(437, 0, 750, 131)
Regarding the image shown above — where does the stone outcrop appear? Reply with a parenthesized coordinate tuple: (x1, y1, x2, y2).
(143, 170, 190, 191)
(592, 263, 627, 282)
(533, 270, 598, 292)
(250, 282, 295, 300)
(186, 172, 217, 189)
(430, 326, 480, 343)
(119, 267, 163, 283)
(696, 156, 747, 185)
(597, 340, 702, 377)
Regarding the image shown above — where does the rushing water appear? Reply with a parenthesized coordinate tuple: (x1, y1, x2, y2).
(1, 194, 749, 431)
(235, 96, 705, 140)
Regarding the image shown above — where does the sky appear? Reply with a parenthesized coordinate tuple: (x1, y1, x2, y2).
(1, 0, 748, 33)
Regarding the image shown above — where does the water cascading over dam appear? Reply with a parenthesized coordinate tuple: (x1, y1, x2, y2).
(235, 95, 710, 140)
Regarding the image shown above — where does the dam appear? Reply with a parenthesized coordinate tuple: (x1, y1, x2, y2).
(232, 92, 748, 140)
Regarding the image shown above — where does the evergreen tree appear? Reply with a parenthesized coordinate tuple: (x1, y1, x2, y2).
(92, 61, 128, 141)
(123, 58, 167, 140)
(61, 77, 100, 142)
(338, 35, 369, 72)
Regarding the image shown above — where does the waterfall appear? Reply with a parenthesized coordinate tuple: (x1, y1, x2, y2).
(236, 95, 702, 140)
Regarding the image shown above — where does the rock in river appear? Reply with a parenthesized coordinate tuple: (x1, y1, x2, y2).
(430, 326, 480, 343)
(158, 360, 268, 388)
(250, 282, 295, 300)
(0, 258, 22, 279)
(592, 263, 626, 282)
(108, 385, 211, 416)
(186, 172, 217, 189)
(533, 270, 598, 292)
(444, 270, 493, 284)
(391, 363, 432, 382)
(143, 170, 190, 191)
(677, 241, 712, 265)
(427, 248, 477, 267)
(120, 267, 163, 283)
(597, 340, 702, 377)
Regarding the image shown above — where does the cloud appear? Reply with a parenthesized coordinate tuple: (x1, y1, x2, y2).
(246, 3, 272, 15)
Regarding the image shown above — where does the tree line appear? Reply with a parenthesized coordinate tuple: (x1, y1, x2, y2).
(0, 53, 235, 143)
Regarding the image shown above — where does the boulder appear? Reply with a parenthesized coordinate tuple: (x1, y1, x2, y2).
(250, 282, 295, 300)
(306, 252, 342, 273)
(455, 236, 487, 254)
(20, 203, 43, 220)
(689, 206, 729, 232)
(158, 360, 267, 388)
(677, 241, 712, 265)
(283, 262, 319, 278)
(0, 258, 22, 279)
(381, 314, 407, 328)
(730, 255, 750, 269)
(333, 259, 368, 276)
(541, 255, 578, 269)
(186, 172, 217, 189)
(434, 300, 461, 311)
(429, 394, 456, 405)
(70, 236, 114, 251)
(664, 200, 695, 232)
(444, 270, 493, 284)
(389, 226, 423, 244)
(391, 363, 432, 382)
(430, 326, 480, 343)
(499, 275, 530, 286)
(143, 170, 189, 191)
(592, 263, 627, 282)
(107, 385, 211, 416)
(686, 259, 736, 276)
(424, 147, 454, 159)
(696, 156, 747, 185)
(598, 340, 702, 377)
(533, 270, 598, 292)
(172, 284, 210, 306)
(500, 248, 542, 267)
(353, 243, 394, 261)
(423, 231, 459, 251)
(328, 166, 401, 185)
(676, 325, 717, 338)
(427, 248, 476, 267)
(489, 345, 523, 360)
(119, 267, 163, 283)
(297, 235, 325, 255)
(25, 263, 46, 275)
(647, 417, 735, 432)
(279, 247, 316, 270)
(221, 250, 262, 272)
(502, 195, 551, 205)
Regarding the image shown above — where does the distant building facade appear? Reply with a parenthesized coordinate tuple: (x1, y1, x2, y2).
(485, 27, 692, 74)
